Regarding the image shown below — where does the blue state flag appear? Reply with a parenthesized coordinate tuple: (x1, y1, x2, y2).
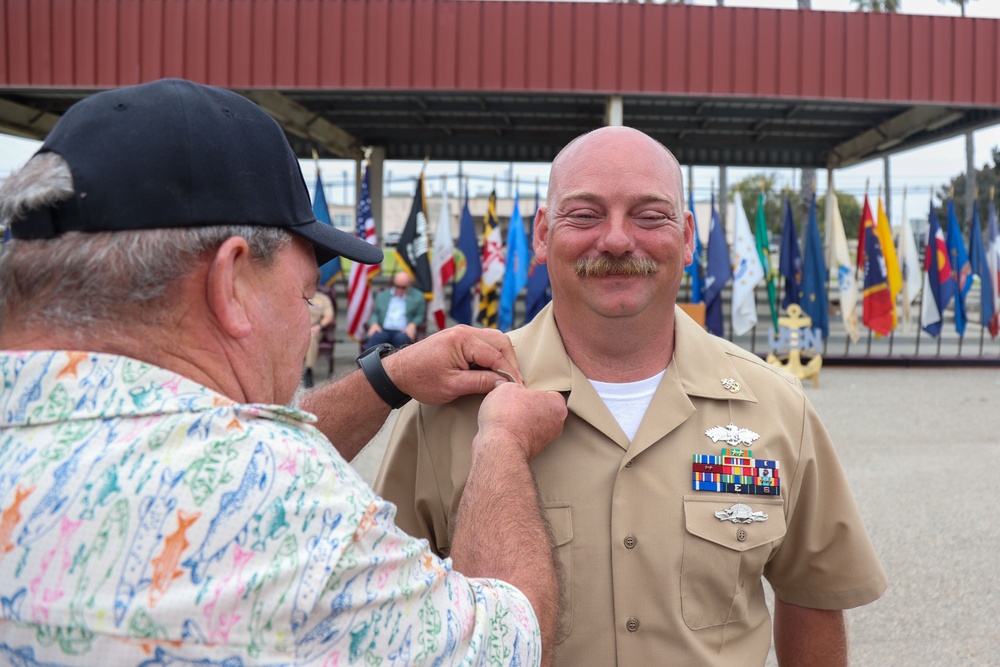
(702, 193, 732, 337)
(684, 188, 704, 303)
(449, 189, 482, 326)
(778, 196, 802, 310)
(313, 172, 342, 286)
(499, 191, 529, 332)
(921, 202, 956, 338)
(968, 204, 995, 336)
(945, 200, 973, 335)
(800, 194, 828, 338)
(525, 191, 551, 323)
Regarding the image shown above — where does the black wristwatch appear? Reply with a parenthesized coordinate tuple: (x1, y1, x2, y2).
(356, 343, 412, 409)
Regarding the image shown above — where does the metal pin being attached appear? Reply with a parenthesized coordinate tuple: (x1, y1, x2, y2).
(492, 368, 516, 383)
(469, 363, 516, 384)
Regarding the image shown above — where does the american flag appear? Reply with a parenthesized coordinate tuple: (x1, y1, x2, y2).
(346, 166, 379, 341)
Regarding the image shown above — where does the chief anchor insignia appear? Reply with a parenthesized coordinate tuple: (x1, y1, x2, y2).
(715, 503, 768, 524)
(705, 423, 760, 447)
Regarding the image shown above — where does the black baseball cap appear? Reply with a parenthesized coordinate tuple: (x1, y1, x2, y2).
(11, 78, 383, 266)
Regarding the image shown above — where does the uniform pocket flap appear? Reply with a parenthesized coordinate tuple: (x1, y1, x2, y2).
(543, 503, 573, 547)
(683, 496, 785, 552)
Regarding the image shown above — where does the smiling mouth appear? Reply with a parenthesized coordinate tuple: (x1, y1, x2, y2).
(575, 255, 659, 277)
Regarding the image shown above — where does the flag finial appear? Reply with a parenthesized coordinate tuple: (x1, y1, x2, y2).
(865, 178, 870, 196)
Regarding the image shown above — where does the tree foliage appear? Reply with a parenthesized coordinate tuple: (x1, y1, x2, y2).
(850, 0, 901, 11)
(935, 146, 1000, 229)
(939, 0, 975, 17)
(728, 173, 862, 240)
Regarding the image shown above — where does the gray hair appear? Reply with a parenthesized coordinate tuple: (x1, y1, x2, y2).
(0, 153, 292, 332)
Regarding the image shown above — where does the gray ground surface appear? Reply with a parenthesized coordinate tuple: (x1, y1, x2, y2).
(338, 364, 1000, 666)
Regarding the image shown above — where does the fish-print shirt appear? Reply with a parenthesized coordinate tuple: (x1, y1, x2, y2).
(0, 351, 540, 666)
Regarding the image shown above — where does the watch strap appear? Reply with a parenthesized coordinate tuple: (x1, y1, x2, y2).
(356, 344, 411, 409)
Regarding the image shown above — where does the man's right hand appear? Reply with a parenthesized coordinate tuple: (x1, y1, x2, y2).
(475, 383, 567, 461)
(382, 325, 523, 405)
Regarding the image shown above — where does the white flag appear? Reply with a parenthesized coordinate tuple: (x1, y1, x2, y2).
(730, 192, 764, 336)
(896, 193, 921, 331)
(827, 190, 861, 342)
(430, 187, 456, 331)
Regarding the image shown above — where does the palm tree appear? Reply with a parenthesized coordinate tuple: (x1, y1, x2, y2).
(940, 0, 976, 17)
(851, 0, 901, 11)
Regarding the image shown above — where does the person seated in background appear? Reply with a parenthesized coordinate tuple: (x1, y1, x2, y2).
(365, 270, 426, 349)
(302, 287, 334, 387)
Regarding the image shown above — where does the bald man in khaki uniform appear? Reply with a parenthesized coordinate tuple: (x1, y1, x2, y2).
(376, 127, 887, 666)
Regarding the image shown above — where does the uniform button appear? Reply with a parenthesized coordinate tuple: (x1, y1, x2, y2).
(624, 535, 637, 549)
(624, 459, 634, 468)
(626, 617, 640, 632)
(736, 528, 747, 542)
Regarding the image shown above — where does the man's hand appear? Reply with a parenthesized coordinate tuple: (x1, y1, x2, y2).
(382, 325, 523, 404)
(302, 325, 523, 462)
(475, 383, 567, 461)
(404, 322, 417, 341)
(367, 322, 383, 337)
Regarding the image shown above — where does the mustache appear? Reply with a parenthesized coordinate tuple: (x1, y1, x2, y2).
(575, 255, 659, 277)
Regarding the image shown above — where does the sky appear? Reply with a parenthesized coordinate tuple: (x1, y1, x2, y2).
(2, 0, 999, 226)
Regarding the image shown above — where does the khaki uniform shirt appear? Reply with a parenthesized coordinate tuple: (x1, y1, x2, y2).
(375, 304, 888, 666)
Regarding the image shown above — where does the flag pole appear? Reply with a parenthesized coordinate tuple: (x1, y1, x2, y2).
(914, 186, 925, 355)
(951, 183, 965, 353)
(879, 182, 896, 355)
(863, 178, 873, 356)
(930, 186, 942, 357)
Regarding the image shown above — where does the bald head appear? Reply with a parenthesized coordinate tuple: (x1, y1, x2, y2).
(547, 127, 685, 210)
(392, 271, 412, 290)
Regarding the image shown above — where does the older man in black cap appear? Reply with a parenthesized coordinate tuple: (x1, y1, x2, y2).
(0, 79, 564, 666)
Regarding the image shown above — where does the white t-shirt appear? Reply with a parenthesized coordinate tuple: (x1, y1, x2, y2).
(589, 370, 665, 441)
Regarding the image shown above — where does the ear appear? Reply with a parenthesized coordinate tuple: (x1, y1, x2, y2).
(206, 236, 255, 339)
(683, 209, 695, 266)
(533, 207, 550, 264)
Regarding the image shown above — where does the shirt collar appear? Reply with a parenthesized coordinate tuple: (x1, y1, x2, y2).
(509, 303, 758, 405)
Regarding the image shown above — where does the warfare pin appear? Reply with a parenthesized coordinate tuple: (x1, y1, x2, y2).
(715, 503, 768, 524)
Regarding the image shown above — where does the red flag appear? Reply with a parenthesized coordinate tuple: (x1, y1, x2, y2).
(861, 205, 894, 336)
